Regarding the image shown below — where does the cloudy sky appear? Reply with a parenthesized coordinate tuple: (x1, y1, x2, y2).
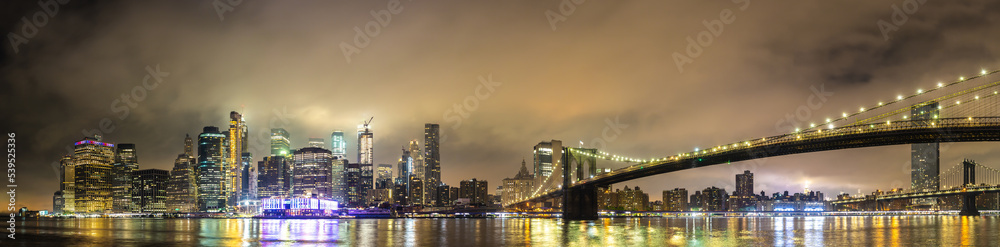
(3, 0, 1000, 210)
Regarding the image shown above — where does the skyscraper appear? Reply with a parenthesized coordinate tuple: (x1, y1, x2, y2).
(240, 152, 254, 201)
(292, 147, 334, 199)
(133, 169, 169, 213)
(663, 188, 689, 211)
(911, 102, 940, 206)
(166, 154, 198, 212)
(409, 176, 423, 206)
(308, 137, 325, 148)
(423, 123, 440, 205)
(227, 111, 248, 208)
(270, 128, 291, 156)
(360, 163, 374, 205)
(408, 140, 423, 184)
(357, 124, 373, 165)
(72, 137, 116, 213)
(331, 158, 347, 204)
(112, 143, 138, 213)
(257, 155, 291, 199)
(533, 140, 563, 188)
(376, 164, 393, 190)
(197, 126, 227, 212)
(60, 155, 75, 213)
(736, 170, 753, 197)
(184, 134, 194, 157)
(345, 163, 362, 207)
(330, 131, 346, 159)
(702, 187, 728, 211)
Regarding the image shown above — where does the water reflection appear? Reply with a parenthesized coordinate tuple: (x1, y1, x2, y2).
(7, 216, 1000, 246)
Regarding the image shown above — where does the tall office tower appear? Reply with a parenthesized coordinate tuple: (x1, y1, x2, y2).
(72, 137, 116, 213)
(270, 128, 291, 156)
(423, 124, 441, 205)
(53, 191, 64, 215)
(60, 155, 75, 213)
(112, 143, 139, 213)
(408, 140, 423, 182)
(308, 137, 325, 148)
(292, 147, 334, 198)
(166, 154, 198, 212)
(736, 170, 753, 196)
(911, 102, 940, 206)
(360, 163, 374, 205)
(240, 152, 254, 201)
(331, 158, 347, 203)
(533, 140, 563, 187)
(437, 184, 452, 206)
(397, 147, 412, 195)
(345, 163, 361, 207)
(331, 131, 346, 159)
(184, 134, 194, 157)
(257, 156, 291, 199)
(226, 111, 248, 208)
(409, 176, 424, 206)
(459, 179, 489, 205)
(376, 164, 393, 190)
(197, 126, 227, 212)
(357, 124, 373, 165)
(133, 169, 169, 213)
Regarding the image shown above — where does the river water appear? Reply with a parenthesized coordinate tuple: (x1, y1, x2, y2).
(2, 216, 998, 246)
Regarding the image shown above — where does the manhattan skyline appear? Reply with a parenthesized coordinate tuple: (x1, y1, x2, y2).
(4, 0, 1000, 212)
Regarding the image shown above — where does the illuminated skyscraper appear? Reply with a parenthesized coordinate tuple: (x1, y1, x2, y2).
(257, 156, 291, 199)
(240, 152, 254, 201)
(345, 163, 362, 207)
(72, 137, 116, 213)
(408, 140, 423, 185)
(292, 147, 334, 199)
(60, 155, 75, 213)
(360, 163, 374, 205)
(112, 143, 139, 213)
(911, 102, 940, 206)
(331, 158, 347, 204)
(533, 140, 562, 188)
(423, 123, 440, 205)
(376, 164, 393, 190)
(357, 124, 373, 165)
(270, 128, 291, 156)
(197, 126, 227, 212)
(227, 111, 248, 208)
(330, 131, 346, 159)
(133, 169, 169, 213)
(166, 154, 198, 212)
(501, 160, 534, 206)
(184, 134, 194, 157)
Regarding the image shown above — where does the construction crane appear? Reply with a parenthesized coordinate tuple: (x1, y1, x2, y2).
(363, 117, 374, 130)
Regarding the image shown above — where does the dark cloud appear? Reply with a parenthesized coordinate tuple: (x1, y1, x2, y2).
(3, 0, 1000, 210)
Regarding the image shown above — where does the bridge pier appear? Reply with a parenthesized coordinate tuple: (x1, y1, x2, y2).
(562, 184, 598, 220)
(959, 192, 981, 216)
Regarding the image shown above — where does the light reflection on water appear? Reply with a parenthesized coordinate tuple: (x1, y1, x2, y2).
(5, 216, 1000, 246)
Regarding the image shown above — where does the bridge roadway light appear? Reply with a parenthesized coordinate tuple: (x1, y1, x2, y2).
(938, 82, 944, 88)
(897, 95, 903, 100)
(983, 70, 988, 75)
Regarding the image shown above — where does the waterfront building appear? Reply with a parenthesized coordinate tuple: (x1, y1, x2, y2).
(533, 140, 562, 191)
(663, 188, 688, 211)
(72, 137, 116, 213)
(459, 179, 489, 206)
(345, 163, 362, 207)
(112, 143, 138, 213)
(291, 147, 334, 199)
(59, 155, 74, 214)
(702, 186, 728, 211)
(227, 111, 248, 208)
(423, 123, 440, 205)
(409, 176, 424, 206)
(331, 158, 347, 204)
(257, 155, 291, 199)
(502, 160, 534, 206)
(197, 127, 227, 212)
(166, 154, 198, 212)
(133, 169, 169, 213)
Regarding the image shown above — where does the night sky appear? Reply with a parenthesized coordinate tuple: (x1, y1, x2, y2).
(3, 1, 1000, 211)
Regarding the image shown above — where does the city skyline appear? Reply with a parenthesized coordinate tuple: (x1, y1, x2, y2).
(5, 0, 1000, 212)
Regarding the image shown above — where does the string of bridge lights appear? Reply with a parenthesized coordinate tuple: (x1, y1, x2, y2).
(800, 68, 999, 133)
(565, 68, 1000, 168)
